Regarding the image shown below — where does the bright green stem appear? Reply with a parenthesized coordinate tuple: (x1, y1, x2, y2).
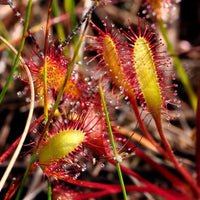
(15, 17, 89, 200)
(52, 0, 66, 41)
(0, 0, 32, 104)
(43, 61, 48, 121)
(158, 19, 197, 110)
(15, 153, 36, 200)
(99, 77, 128, 200)
(47, 179, 52, 200)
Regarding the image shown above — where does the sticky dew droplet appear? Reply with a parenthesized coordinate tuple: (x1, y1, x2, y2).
(17, 91, 25, 97)
(124, 96, 128, 100)
(82, 164, 87, 172)
(26, 97, 31, 103)
(101, 163, 105, 168)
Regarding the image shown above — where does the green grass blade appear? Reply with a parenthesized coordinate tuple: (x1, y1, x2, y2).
(15, 153, 36, 200)
(52, 0, 66, 41)
(47, 179, 52, 200)
(64, 0, 77, 43)
(158, 19, 197, 110)
(0, 20, 15, 59)
(0, 0, 32, 103)
(64, 0, 76, 30)
(99, 76, 128, 200)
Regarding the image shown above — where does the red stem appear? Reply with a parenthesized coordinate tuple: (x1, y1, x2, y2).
(127, 90, 200, 197)
(108, 159, 190, 200)
(4, 164, 37, 200)
(61, 175, 187, 200)
(0, 136, 21, 165)
(155, 118, 200, 198)
(0, 114, 44, 165)
(128, 96, 168, 158)
(73, 186, 185, 200)
(196, 72, 200, 186)
(136, 149, 194, 197)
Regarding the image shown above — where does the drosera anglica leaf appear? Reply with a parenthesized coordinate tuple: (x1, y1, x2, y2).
(36, 103, 106, 178)
(85, 17, 135, 103)
(133, 36, 162, 121)
(37, 111, 94, 178)
(39, 130, 85, 169)
(23, 43, 90, 115)
(124, 17, 178, 122)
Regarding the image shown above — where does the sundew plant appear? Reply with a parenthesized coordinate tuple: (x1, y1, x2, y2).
(0, 0, 200, 199)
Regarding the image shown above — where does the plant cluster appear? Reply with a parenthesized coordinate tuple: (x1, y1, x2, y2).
(0, 0, 199, 199)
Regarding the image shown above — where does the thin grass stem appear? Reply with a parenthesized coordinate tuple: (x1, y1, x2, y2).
(158, 19, 197, 110)
(0, 0, 32, 104)
(0, 33, 35, 192)
(43, 0, 54, 120)
(47, 179, 52, 200)
(15, 154, 37, 200)
(0, 20, 15, 59)
(99, 76, 128, 200)
(52, 0, 66, 41)
(64, 0, 77, 44)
